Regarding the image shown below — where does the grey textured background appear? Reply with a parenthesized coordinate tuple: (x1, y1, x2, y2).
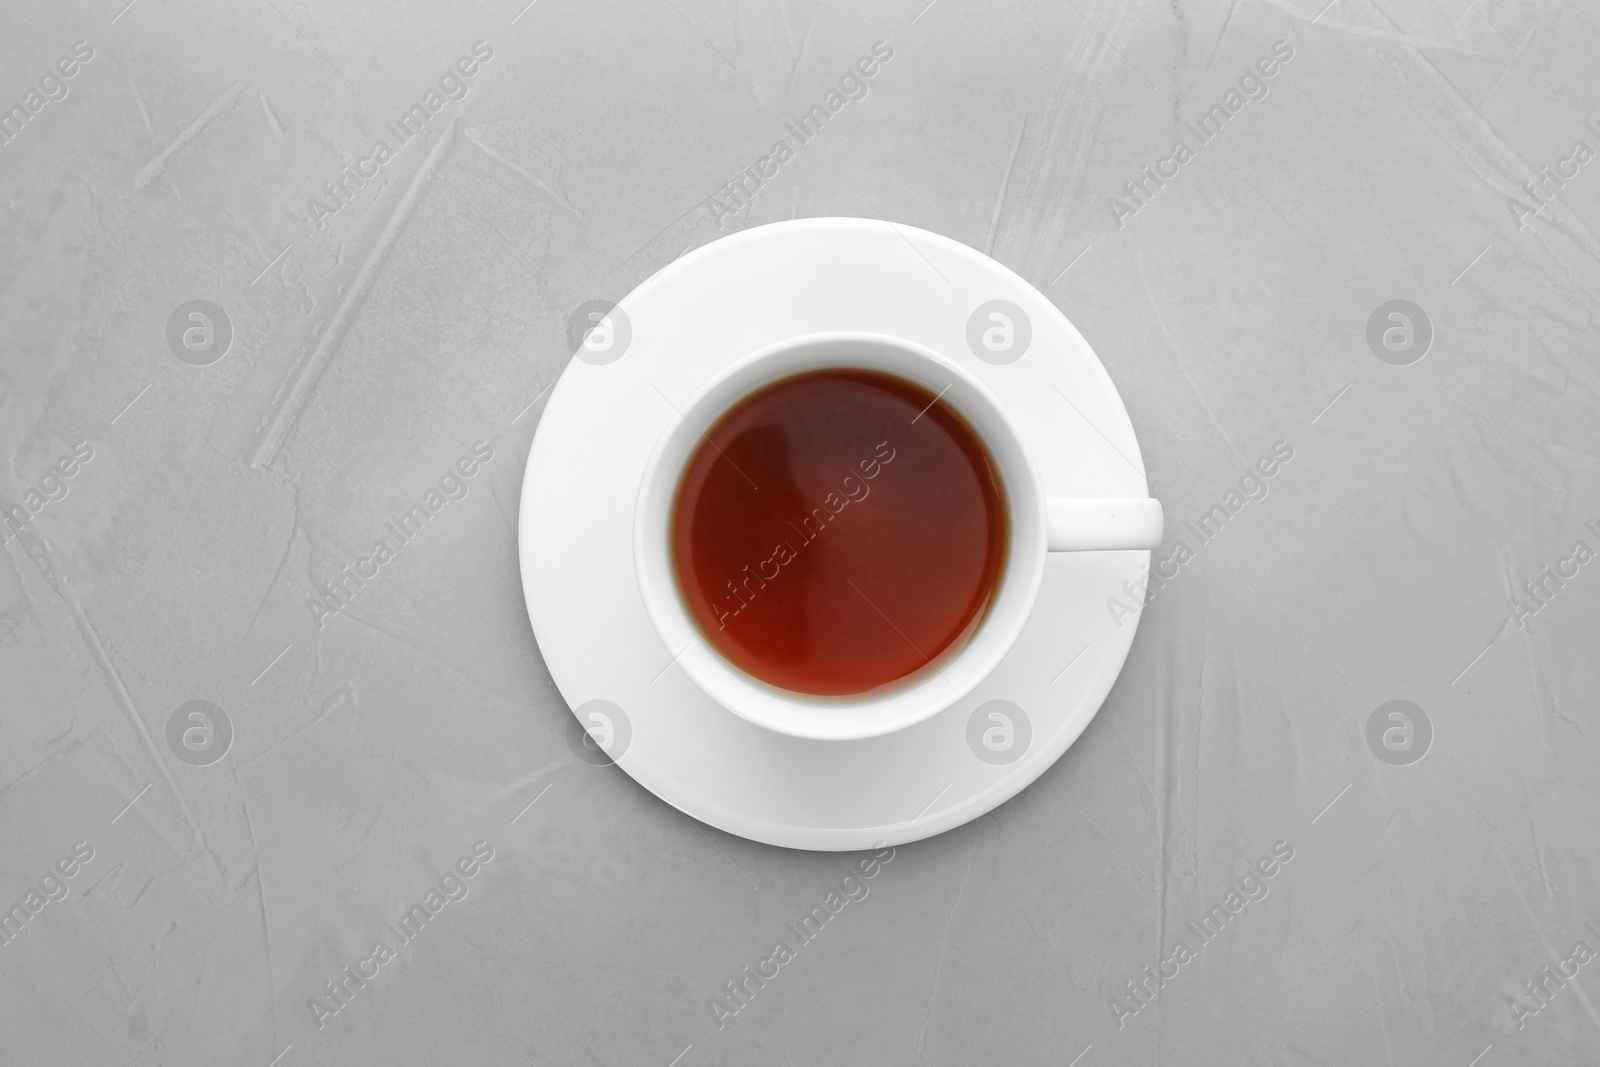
(2, 0, 1598, 1063)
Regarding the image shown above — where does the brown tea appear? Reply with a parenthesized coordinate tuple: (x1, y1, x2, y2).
(671, 368, 1006, 696)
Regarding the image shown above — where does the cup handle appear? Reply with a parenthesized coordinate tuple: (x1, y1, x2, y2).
(1046, 497, 1163, 551)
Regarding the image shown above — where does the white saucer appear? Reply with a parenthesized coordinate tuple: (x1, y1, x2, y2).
(519, 218, 1151, 851)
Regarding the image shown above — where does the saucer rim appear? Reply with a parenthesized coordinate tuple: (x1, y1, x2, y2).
(519, 216, 1151, 850)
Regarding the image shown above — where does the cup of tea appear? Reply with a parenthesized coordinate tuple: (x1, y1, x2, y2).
(634, 332, 1162, 741)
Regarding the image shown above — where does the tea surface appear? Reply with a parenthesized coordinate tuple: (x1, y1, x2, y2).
(672, 368, 1007, 696)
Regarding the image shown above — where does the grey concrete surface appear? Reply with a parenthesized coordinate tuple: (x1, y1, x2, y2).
(2, 0, 1598, 1063)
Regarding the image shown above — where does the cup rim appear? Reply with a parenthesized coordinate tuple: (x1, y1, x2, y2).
(633, 331, 1047, 741)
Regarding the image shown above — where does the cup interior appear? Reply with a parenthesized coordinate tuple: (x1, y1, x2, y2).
(635, 333, 1046, 740)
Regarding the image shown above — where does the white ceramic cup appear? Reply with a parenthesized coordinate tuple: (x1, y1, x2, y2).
(635, 332, 1162, 741)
